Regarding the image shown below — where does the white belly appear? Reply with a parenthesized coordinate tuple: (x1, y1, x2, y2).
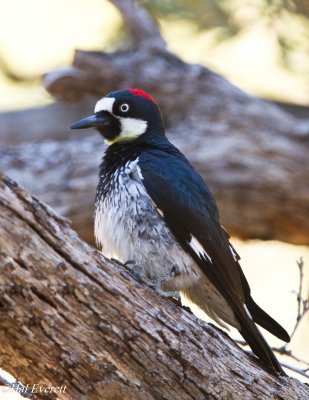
(95, 159, 238, 329)
(94, 160, 195, 281)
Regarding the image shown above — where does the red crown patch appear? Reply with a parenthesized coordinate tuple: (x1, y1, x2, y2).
(128, 88, 157, 105)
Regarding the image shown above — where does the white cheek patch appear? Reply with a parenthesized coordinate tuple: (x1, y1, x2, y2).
(106, 117, 148, 145)
(94, 97, 115, 113)
(189, 236, 212, 263)
(119, 117, 148, 138)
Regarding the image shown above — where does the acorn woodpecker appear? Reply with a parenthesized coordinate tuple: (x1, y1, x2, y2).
(71, 88, 290, 375)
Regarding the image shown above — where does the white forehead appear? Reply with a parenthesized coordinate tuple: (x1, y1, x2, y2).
(94, 97, 115, 113)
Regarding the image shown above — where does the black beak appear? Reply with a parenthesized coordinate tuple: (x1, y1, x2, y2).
(70, 114, 109, 129)
(70, 111, 121, 141)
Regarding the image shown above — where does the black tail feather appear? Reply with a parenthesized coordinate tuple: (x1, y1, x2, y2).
(246, 296, 290, 343)
(239, 315, 286, 376)
(236, 261, 290, 343)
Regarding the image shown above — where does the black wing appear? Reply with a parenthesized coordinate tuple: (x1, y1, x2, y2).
(139, 147, 245, 304)
(138, 145, 289, 374)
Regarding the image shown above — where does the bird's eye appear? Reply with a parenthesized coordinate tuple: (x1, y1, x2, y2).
(120, 103, 130, 113)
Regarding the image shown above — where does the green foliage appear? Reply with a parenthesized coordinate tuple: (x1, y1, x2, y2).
(143, 0, 309, 74)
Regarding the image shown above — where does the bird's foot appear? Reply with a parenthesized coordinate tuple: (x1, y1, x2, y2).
(122, 260, 147, 282)
(146, 278, 180, 300)
(122, 260, 180, 300)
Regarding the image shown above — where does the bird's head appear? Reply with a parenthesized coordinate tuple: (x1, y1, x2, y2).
(70, 88, 165, 145)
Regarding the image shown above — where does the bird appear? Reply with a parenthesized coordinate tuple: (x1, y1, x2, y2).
(71, 87, 290, 375)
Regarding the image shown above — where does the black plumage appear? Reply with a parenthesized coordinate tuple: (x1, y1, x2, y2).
(138, 137, 290, 374)
(71, 88, 290, 376)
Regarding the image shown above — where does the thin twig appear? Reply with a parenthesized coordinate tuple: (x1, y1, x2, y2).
(236, 258, 309, 379)
(277, 362, 309, 379)
(272, 347, 309, 366)
(239, 344, 309, 378)
(280, 257, 308, 354)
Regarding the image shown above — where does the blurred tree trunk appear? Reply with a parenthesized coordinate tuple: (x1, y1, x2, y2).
(0, 0, 308, 245)
(1, 173, 309, 400)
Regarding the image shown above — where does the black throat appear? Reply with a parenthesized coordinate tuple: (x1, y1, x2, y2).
(100, 139, 146, 175)
(96, 134, 166, 202)
(99, 129, 170, 174)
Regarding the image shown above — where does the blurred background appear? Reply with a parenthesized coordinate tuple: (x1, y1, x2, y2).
(0, 0, 308, 397)
(1, 0, 309, 110)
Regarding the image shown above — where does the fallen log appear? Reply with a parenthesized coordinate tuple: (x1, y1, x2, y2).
(0, 173, 308, 399)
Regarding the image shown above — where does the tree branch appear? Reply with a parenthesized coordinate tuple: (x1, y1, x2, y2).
(0, 173, 309, 399)
(292, 258, 309, 339)
(110, 0, 166, 47)
(236, 258, 309, 380)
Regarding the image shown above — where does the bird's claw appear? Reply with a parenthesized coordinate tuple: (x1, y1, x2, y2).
(146, 278, 180, 300)
(122, 260, 146, 282)
(122, 260, 180, 300)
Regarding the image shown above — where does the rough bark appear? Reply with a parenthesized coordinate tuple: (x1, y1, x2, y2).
(0, 173, 308, 400)
(1, 0, 308, 245)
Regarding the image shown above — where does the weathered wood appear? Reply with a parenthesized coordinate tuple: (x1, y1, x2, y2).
(0, 173, 308, 400)
(0, 0, 308, 245)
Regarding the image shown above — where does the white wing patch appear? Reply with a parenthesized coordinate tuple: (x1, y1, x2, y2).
(189, 236, 212, 263)
(244, 304, 253, 320)
(95, 97, 115, 113)
(229, 244, 239, 262)
(156, 208, 164, 217)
